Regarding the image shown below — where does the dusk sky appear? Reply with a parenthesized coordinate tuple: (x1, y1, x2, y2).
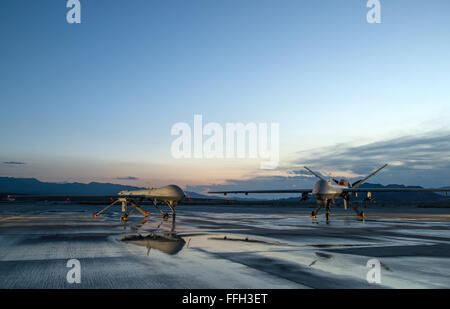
(1, 0, 449, 193)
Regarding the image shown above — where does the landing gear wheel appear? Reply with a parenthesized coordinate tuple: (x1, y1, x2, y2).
(121, 213, 130, 222)
(359, 211, 366, 220)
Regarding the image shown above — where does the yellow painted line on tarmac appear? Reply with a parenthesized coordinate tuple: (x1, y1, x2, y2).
(0, 216, 25, 222)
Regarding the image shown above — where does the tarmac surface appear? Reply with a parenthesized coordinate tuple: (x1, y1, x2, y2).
(0, 203, 449, 289)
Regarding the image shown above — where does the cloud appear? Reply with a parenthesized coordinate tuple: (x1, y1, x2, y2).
(116, 176, 139, 180)
(291, 170, 316, 177)
(3, 161, 26, 165)
(292, 131, 450, 178)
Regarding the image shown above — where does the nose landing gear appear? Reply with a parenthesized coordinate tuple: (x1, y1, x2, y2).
(152, 199, 177, 220)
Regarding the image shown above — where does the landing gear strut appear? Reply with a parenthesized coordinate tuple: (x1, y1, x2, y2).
(167, 201, 177, 219)
(93, 197, 149, 221)
(325, 203, 331, 224)
(152, 199, 177, 220)
(310, 200, 333, 223)
(345, 196, 366, 221)
(309, 203, 323, 219)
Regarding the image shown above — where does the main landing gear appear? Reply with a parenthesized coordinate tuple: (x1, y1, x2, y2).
(309, 198, 367, 222)
(93, 197, 149, 221)
(346, 198, 367, 221)
(310, 200, 333, 224)
(93, 198, 177, 221)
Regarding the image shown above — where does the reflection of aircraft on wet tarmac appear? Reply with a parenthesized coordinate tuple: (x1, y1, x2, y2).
(121, 217, 186, 255)
(9, 185, 186, 221)
(209, 164, 450, 222)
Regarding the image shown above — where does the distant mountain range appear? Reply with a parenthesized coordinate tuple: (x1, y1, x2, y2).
(0, 177, 145, 196)
(0, 177, 448, 202)
(0, 177, 222, 200)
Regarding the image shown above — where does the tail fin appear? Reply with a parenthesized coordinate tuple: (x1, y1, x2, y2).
(351, 164, 388, 188)
(304, 167, 325, 181)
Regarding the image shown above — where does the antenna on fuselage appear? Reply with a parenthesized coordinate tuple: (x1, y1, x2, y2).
(304, 167, 326, 181)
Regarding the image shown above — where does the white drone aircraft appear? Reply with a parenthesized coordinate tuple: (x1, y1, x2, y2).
(94, 184, 186, 221)
(209, 164, 450, 222)
(10, 185, 186, 221)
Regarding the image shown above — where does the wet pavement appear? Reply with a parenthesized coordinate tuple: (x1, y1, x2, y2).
(0, 203, 449, 288)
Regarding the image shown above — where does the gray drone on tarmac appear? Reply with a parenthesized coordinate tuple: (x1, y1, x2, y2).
(209, 164, 450, 222)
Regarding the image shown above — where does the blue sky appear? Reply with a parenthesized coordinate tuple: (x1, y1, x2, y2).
(0, 0, 449, 191)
